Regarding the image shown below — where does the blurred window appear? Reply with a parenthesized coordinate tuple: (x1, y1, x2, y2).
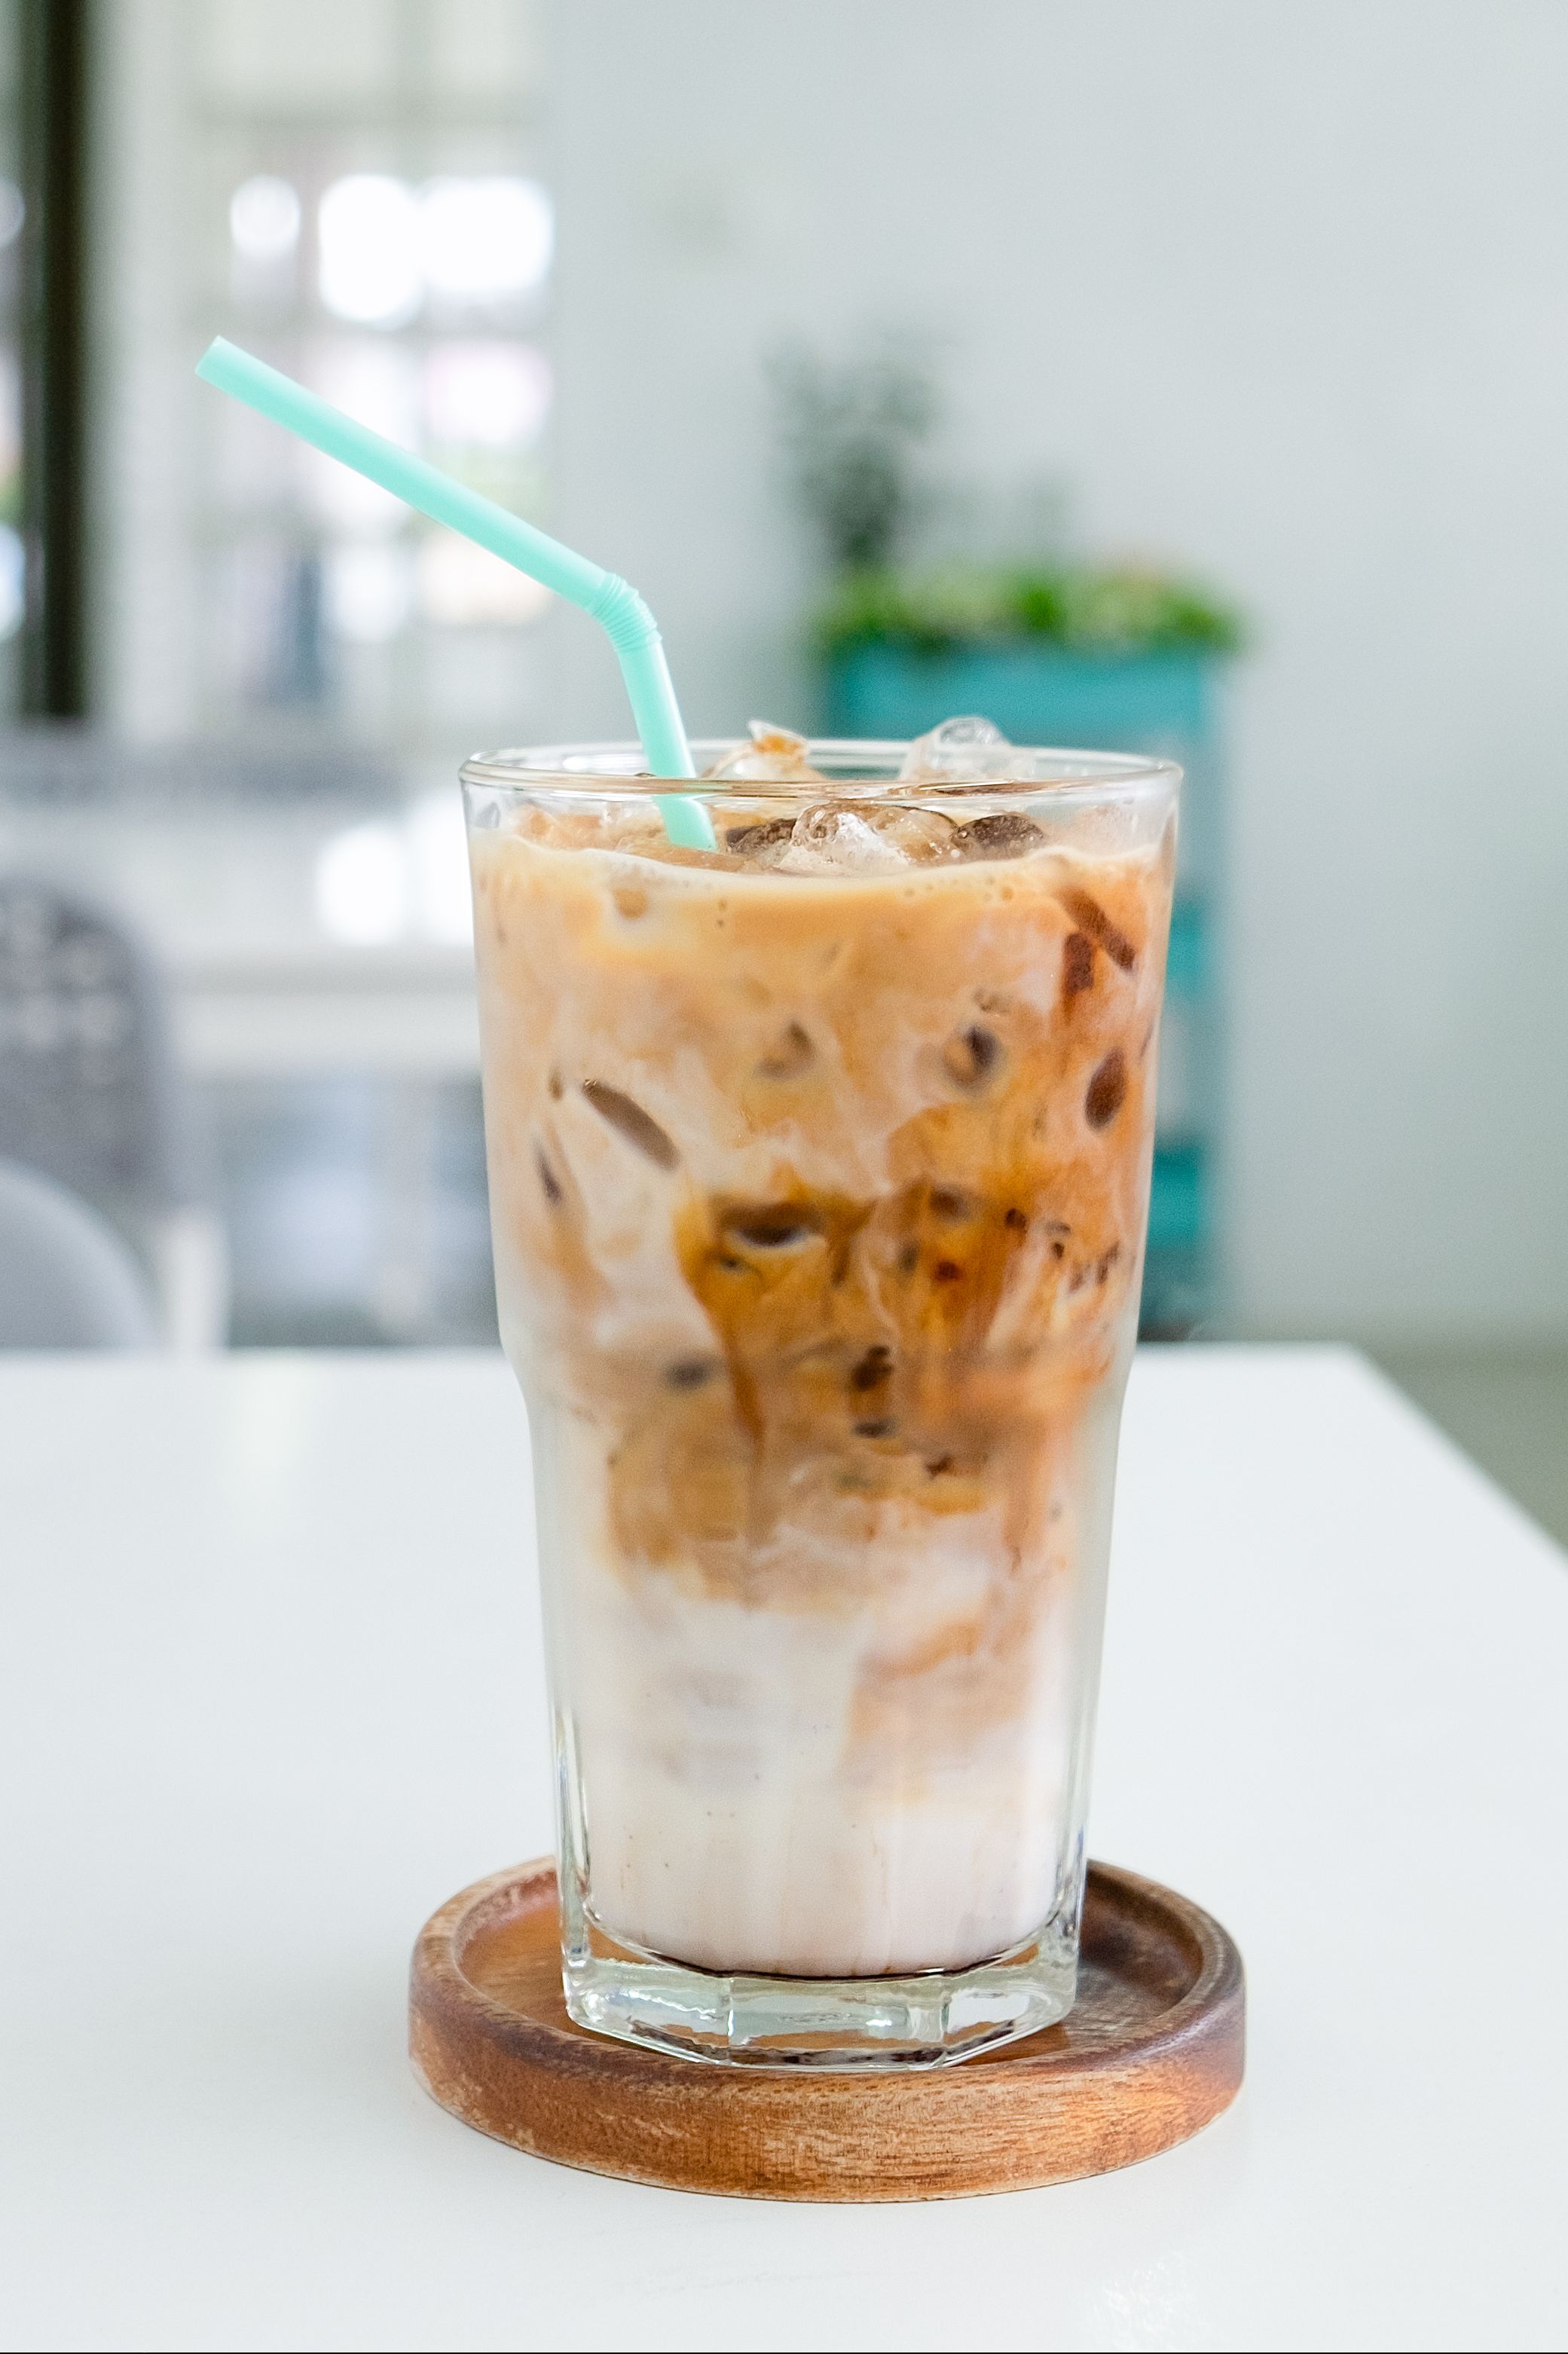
(128, 0, 551, 750)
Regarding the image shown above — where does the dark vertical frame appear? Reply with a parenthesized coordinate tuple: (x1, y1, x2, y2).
(17, 0, 90, 717)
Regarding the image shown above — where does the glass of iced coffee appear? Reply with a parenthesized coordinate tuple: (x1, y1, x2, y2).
(463, 723, 1178, 2069)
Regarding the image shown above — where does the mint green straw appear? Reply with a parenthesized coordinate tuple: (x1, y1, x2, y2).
(195, 337, 714, 850)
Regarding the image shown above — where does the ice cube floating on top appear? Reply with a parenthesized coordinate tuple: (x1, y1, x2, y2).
(703, 714, 1019, 787)
(703, 717, 1047, 876)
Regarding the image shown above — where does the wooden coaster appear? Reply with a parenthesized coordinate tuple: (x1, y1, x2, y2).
(409, 1859, 1243, 2202)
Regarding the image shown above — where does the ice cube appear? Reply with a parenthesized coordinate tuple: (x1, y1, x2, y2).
(723, 815, 798, 867)
(778, 806, 909, 875)
(729, 801, 955, 870)
(900, 714, 1017, 783)
(704, 721, 824, 781)
(952, 810, 1044, 860)
(857, 803, 961, 863)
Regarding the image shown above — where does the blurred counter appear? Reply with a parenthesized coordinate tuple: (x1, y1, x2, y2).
(0, 743, 479, 1078)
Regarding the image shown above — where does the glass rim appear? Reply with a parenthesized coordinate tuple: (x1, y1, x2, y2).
(460, 738, 1181, 806)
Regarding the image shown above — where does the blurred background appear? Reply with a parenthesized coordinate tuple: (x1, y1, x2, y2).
(1, 0, 1564, 1534)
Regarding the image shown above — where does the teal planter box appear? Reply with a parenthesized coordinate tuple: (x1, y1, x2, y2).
(821, 643, 1227, 1337)
(1165, 900, 1209, 995)
(822, 644, 1213, 748)
(1149, 1143, 1208, 1249)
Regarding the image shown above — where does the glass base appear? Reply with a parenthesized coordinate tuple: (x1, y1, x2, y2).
(561, 1911, 1080, 2072)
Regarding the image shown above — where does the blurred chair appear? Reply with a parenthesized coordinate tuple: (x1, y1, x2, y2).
(0, 876, 228, 1347)
(0, 1158, 158, 1348)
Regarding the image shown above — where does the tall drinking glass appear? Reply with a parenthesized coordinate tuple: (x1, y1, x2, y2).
(463, 739, 1178, 2069)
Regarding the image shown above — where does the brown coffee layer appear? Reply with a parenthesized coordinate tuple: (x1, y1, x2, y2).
(472, 804, 1172, 1622)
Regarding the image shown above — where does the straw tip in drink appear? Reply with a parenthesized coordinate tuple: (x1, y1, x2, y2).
(657, 794, 717, 851)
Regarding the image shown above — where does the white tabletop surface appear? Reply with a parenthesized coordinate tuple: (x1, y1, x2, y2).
(2, 1346, 1565, 2354)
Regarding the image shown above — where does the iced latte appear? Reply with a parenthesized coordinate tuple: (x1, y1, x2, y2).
(465, 726, 1178, 2066)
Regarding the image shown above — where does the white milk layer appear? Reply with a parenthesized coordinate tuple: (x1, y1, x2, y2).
(555, 1497, 1080, 1978)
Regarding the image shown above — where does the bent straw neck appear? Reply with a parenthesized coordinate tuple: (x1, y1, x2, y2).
(194, 338, 713, 845)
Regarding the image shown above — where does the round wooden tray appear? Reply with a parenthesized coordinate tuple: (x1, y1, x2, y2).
(409, 1859, 1244, 2202)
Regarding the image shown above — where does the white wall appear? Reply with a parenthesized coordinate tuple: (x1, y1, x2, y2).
(546, 0, 1568, 1344)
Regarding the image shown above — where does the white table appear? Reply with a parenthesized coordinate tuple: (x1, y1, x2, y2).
(2, 1348, 1565, 2353)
